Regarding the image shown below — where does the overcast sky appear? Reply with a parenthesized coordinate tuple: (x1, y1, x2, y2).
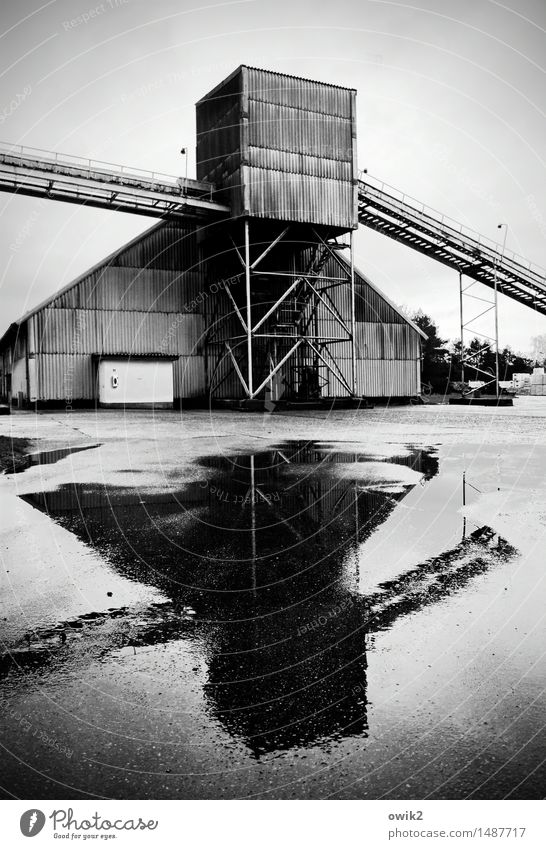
(0, 0, 545, 353)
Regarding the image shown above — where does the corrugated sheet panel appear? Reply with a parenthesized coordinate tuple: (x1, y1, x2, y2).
(35, 309, 204, 356)
(36, 309, 102, 355)
(247, 100, 352, 161)
(115, 222, 199, 271)
(51, 268, 203, 313)
(243, 166, 355, 228)
(248, 146, 352, 181)
(35, 353, 207, 401)
(315, 316, 351, 341)
(195, 66, 357, 228)
(207, 341, 247, 399)
(355, 279, 406, 324)
(174, 355, 206, 398)
(12, 328, 27, 360)
(356, 323, 421, 360)
(196, 68, 241, 184)
(197, 102, 241, 183)
(309, 251, 410, 326)
(36, 354, 95, 400)
(357, 360, 419, 397)
(11, 357, 27, 397)
(101, 312, 205, 356)
(322, 358, 419, 398)
(246, 67, 354, 118)
(207, 168, 244, 217)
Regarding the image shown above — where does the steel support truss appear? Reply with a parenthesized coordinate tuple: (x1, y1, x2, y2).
(208, 220, 357, 401)
(458, 270, 499, 398)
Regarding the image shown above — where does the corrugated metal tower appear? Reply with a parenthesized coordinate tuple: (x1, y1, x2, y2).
(196, 65, 359, 401)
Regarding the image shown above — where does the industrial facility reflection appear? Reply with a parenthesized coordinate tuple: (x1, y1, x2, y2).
(16, 443, 515, 756)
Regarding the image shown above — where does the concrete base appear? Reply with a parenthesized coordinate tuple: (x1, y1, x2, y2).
(449, 396, 514, 407)
(98, 402, 173, 409)
(213, 397, 374, 412)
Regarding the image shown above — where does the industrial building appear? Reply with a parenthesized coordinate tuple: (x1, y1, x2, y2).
(0, 66, 427, 408)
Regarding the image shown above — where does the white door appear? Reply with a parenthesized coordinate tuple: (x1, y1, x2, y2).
(98, 359, 173, 407)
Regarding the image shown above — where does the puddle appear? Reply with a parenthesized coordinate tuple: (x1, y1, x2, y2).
(15, 443, 101, 473)
(12, 441, 517, 756)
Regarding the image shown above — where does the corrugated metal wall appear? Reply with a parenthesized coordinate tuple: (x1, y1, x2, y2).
(174, 356, 206, 398)
(32, 222, 208, 401)
(196, 66, 357, 229)
(35, 309, 204, 357)
(18, 218, 421, 403)
(11, 355, 27, 400)
(196, 67, 241, 190)
(36, 354, 95, 401)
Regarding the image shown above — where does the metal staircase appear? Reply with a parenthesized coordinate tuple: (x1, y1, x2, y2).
(358, 173, 546, 316)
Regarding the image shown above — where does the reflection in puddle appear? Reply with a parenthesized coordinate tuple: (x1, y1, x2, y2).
(14, 441, 516, 756)
(16, 443, 101, 472)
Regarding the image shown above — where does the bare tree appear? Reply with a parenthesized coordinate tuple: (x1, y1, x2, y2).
(530, 335, 546, 365)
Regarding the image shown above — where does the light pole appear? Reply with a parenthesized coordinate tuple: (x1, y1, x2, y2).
(494, 223, 508, 400)
(180, 147, 188, 181)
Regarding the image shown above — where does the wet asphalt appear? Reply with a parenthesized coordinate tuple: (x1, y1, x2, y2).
(1, 404, 545, 799)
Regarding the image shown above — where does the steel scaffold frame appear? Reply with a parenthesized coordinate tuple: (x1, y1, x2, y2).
(208, 220, 357, 401)
(458, 225, 507, 399)
(458, 271, 499, 397)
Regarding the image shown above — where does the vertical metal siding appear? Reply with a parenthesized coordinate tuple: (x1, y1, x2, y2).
(36, 354, 95, 400)
(174, 356, 206, 398)
(100, 312, 205, 356)
(196, 66, 357, 228)
(60, 268, 191, 313)
(247, 147, 352, 180)
(196, 68, 242, 185)
(247, 101, 352, 162)
(35, 353, 207, 401)
(115, 223, 199, 271)
(246, 67, 354, 117)
(356, 360, 419, 397)
(243, 167, 355, 229)
(356, 323, 420, 360)
(11, 356, 27, 398)
(31, 220, 207, 400)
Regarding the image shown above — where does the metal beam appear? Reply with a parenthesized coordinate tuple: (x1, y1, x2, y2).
(250, 226, 289, 269)
(244, 219, 253, 396)
(225, 341, 250, 396)
(250, 340, 303, 399)
(306, 341, 353, 395)
(251, 279, 300, 333)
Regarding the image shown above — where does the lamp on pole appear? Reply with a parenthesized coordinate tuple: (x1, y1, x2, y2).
(180, 147, 188, 181)
(494, 223, 508, 400)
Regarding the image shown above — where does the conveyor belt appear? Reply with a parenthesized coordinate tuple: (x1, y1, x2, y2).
(0, 142, 229, 220)
(358, 175, 546, 316)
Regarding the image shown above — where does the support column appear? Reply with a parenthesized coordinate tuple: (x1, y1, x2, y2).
(350, 230, 357, 396)
(27, 314, 37, 404)
(462, 470, 466, 540)
(494, 269, 500, 401)
(250, 453, 256, 594)
(459, 271, 465, 391)
(244, 218, 253, 397)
